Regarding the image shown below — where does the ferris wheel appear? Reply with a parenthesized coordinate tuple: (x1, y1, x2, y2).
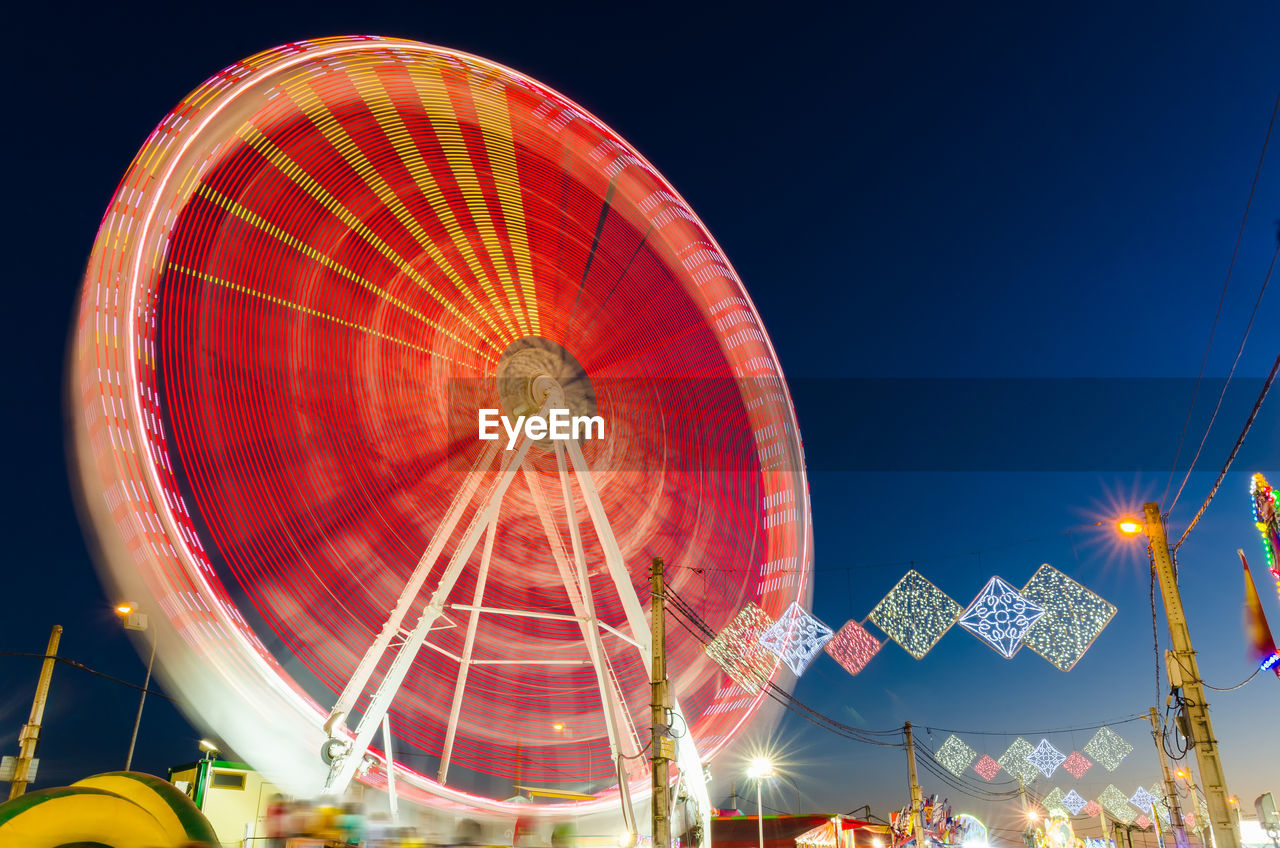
(70, 36, 813, 828)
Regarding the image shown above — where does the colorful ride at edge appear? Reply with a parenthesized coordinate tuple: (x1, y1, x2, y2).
(889, 797, 980, 848)
(0, 771, 218, 848)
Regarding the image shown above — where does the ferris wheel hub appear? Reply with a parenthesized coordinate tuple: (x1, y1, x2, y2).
(496, 337, 596, 450)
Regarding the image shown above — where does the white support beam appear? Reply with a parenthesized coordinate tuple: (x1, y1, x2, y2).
(330, 442, 500, 727)
(324, 422, 541, 794)
(523, 454, 641, 764)
(382, 714, 399, 824)
(437, 515, 498, 784)
(562, 438, 711, 840)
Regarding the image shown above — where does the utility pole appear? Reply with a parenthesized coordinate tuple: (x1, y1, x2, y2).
(1143, 502, 1240, 848)
(651, 558, 671, 848)
(1149, 707, 1189, 848)
(9, 625, 62, 799)
(904, 723, 925, 844)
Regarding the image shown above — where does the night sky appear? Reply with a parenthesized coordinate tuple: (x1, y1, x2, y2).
(5, 0, 1278, 839)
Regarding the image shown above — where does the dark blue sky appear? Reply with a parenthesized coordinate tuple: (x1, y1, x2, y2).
(4, 0, 1278, 837)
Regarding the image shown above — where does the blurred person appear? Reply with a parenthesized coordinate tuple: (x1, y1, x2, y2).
(338, 801, 365, 846)
(265, 794, 289, 848)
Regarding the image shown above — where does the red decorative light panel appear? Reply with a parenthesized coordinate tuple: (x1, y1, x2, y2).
(1062, 750, 1093, 779)
(824, 620, 882, 675)
(974, 755, 1001, 781)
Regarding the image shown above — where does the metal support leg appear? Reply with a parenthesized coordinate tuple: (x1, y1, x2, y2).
(325, 427, 539, 794)
(438, 515, 499, 783)
(382, 714, 399, 824)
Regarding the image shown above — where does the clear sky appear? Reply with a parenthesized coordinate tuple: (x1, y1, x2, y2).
(3, 0, 1277, 840)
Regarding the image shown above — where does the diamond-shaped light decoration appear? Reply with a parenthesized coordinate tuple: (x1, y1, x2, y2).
(935, 734, 979, 777)
(1135, 815, 1152, 830)
(1063, 790, 1088, 816)
(705, 603, 777, 693)
(1021, 564, 1117, 671)
(957, 576, 1046, 658)
(759, 602, 834, 675)
(825, 619, 882, 675)
(1083, 801, 1101, 818)
(1027, 739, 1068, 778)
(1098, 785, 1136, 823)
(1130, 787, 1158, 815)
(868, 570, 962, 659)
(1150, 783, 1173, 829)
(998, 738, 1041, 783)
(1083, 726, 1133, 772)
(1061, 750, 1093, 779)
(974, 755, 1001, 781)
(1042, 787, 1067, 817)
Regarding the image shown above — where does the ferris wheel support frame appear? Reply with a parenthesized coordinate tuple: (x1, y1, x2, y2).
(320, 385, 710, 842)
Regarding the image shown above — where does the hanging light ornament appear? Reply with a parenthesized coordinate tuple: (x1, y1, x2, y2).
(1062, 790, 1089, 816)
(705, 604, 778, 693)
(1082, 727, 1132, 772)
(1097, 785, 1136, 823)
(1060, 750, 1093, 779)
(824, 619, 882, 675)
(973, 755, 1002, 781)
(1027, 740, 1068, 779)
(868, 570, 962, 660)
(759, 602, 833, 675)
(1020, 565, 1117, 671)
(934, 734, 979, 777)
(998, 738, 1041, 783)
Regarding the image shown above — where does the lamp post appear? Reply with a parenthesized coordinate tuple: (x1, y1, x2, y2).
(1117, 508, 1240, 848)
(116, 603, 155, 772)
(748, 758, 776, 848)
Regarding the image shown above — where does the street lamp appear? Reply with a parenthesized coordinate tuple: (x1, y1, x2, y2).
(199, 739, 219, 761)
(748, 758, 776, 848)
(1117, 518, 1143, 536)
(115, 602, 155, 771)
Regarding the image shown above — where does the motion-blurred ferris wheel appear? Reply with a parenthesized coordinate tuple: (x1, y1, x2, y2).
(71, 35, 812, 827)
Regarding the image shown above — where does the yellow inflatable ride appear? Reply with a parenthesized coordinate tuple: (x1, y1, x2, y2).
(0, 771, 218, 848)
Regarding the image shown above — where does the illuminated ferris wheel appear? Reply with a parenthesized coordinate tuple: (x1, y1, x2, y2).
(71, 36, 812, 826)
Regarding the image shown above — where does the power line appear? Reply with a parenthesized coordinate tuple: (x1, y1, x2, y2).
(1164, 90, 1280, 510)
(0, 651, 176, 703)
(1173, 351, 1280, 550)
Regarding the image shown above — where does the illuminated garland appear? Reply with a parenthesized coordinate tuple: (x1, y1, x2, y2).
(1042, 787, 1068, 816)
(1129, 787, 1158, 815)
(1251, 473, 1280, 603)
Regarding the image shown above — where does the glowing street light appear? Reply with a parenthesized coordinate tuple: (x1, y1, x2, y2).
(1117, 518, 1143, 536)
(747, 758, 777, 848)
(115, 601, 155, 771)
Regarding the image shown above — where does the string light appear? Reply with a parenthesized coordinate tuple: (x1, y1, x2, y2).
(759, 602, 834, 675)
(1021, 564, 1117, 671)
(957, 576, 1046, 658)
(1027, 739, 1068, 778)
(706, 603, 777, 693)
(1097, 785, 1135, 823)
(824, 619, 882, 675)
(998, 738, 1040, 783)
(1061, 751, 1092, 779)
(1082, 727, 1132, 772)
(1063, 790, 1088, 816)
(868, 570, 962, 660)
(935, 734, 979, 777)
(1042, 787, 1067, 816)
(974, 755, 1001, 781)
(1251, 473, 1280, 602)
